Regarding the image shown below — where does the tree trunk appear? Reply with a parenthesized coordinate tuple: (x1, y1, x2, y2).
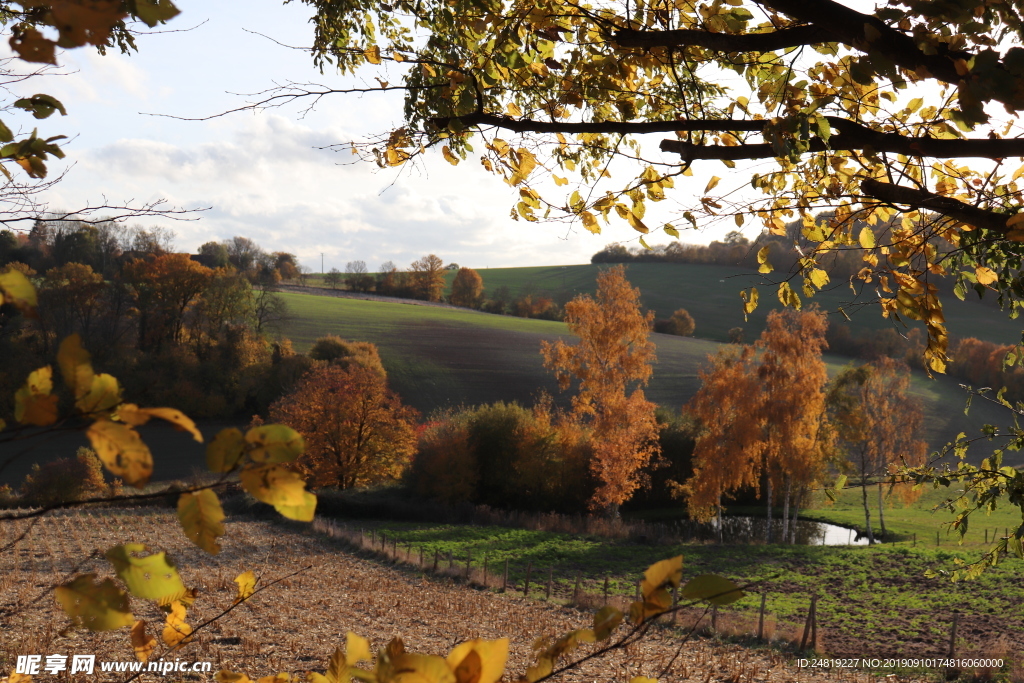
(877, 482, 887, 542)
(790, 487, 802, 545)
(860, 457, 875, 544)
(716, 493, 723, 544)
(764, 469, 773, 544)
(781, 474, 792, 543)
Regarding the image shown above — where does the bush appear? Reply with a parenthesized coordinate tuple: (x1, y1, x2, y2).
(654, 308, 695, 337)
(308, 335, 387, 379)
(409, 400, 593, 512)
(19, 447, 112, 507)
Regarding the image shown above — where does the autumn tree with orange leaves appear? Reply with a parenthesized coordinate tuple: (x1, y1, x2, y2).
(268, 364, 418, 489)
(679, 345, 763, 538)
(541, 265, 658, 516)
(827, 357, 927, 544)
(682, 308, 832, 543)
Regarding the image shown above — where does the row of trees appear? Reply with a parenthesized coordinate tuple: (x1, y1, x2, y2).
(683, 308, 926, 543)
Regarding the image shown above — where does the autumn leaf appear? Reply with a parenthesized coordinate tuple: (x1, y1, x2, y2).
(245, 424, 304, 464)
(858, 226, 876, 249)
(0, 268, 37, 314)
(105, 543, 186, 602)
(14, 366, 58, 426)
(592, 606, 623, 640)
(87, 420, 154, 487)
(207, 427, 246, 472)
(162, 600, 193, 647)
(57, 334, 94, 401)
(234, 570, 257, 603)
(177, 489, 225, 554)
(239, 464, 317, 521)
(216, 672, 254, 683)
(131, 620, 157, 662)
(975, 266, 998, 286)
(119, 404, 203, 441)
(680, 574, 745, 605)
(640, 556, 683, 599)
(447, 638, 508, 683)
(55, 574, 134, 631)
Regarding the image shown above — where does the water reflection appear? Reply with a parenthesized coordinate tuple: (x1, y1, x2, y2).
(664, 516, 870, 545)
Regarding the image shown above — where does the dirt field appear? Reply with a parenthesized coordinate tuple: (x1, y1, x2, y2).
(0, 508, 936, 683)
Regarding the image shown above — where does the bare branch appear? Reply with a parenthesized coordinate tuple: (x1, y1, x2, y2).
(860, 178, 1011, 233)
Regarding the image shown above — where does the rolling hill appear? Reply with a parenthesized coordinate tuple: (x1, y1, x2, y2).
(448, 262, 1021, 346)
(277, 291, 1018, 466)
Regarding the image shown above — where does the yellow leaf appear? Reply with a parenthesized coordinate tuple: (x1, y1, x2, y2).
(631, 678, 658, 683)
(525, 657, 552, 683)
(580, 211, 600, 234)
(663, 224, 679, 237)
(118, 404, 202, 441)
(87, 420, 153, 487)
(976, 266, 998, 286)
(207, 427, 245, 473)
(680, 574, 745, 605)
(553, 175, 568, 186)
(14, 366, 58, 426)
(162, 601, 192, 647)
(325, 647, 346, 683)
(347, 631, 373, 665)
(245, 424, 305, 464)
(239, 464, 317, 521)
(592, 605, 623, 640)
(234, 570, 257, 604)
(364, 45, 382, 64)
(0, 268, 37, 314)
(447, 639, 508, 683)
(704, 175, 721, 193)
(506, 102, 522, 117)
(741, 286, 759, 318)
(131, 620, 157, 662)
(515, 148, 537, 177)
(77, 373, 121, 415)
(257, 675, 291, 683)
(57, 334, 94, 400)
(756, 246, 772, 274)
(55, 574, 134, 631)
(641, 556, 683, 600)
(390, 653, 455, 683)
(442, 145, 459, 166)
(1006, 213, 1024, 228)
(216, 672, 254, 683)
(858, 226, 876, 249)
(105, 543, 186, 601)
(177, 489, 225, 554)
(808, 268, 830, 289)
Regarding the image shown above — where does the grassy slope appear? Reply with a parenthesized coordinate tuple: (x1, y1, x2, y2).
(278, 292, 1017, 464)
(460, 262, 1023, 346)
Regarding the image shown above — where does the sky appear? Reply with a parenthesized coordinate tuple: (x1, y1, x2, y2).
(0, 0, 762, 272)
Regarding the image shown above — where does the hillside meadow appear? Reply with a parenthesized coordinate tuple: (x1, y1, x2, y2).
(277, 291, 1017, 465)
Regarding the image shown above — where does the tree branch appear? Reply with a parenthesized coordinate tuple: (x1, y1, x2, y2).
(860, 178, 1011, 233)
(760, 0, 974, 87)
(438, 112, 1024, 159)
(613, 24, 832, 52)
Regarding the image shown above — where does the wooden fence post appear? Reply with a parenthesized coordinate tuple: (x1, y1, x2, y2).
(502, 558, 508, 593)
(936, 530, 940, 546)
(635, 579, 641, 603)
(711, 605, 718, 632)
(433, 550, 439, 572)
(483, 555, 489, 587)
(948, 612, 959, 657)
(448, 551, 453, 570)
(603, 576, 609, 606)
(800, 595, 817, 650)
(671, 584, 678, 624)
(545, 568, 553, 600)
(573, 571, 581, 603)
(465, 551, 472, 580)
(757, 593, 767, 639)
(523, 561, 533, 597)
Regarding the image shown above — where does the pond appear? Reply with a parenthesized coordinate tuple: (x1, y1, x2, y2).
(662, 515, 871, 546)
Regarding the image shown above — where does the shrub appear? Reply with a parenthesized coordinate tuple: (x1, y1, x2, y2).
(308, 335, 387, 379)
(19, 447, 110, 507)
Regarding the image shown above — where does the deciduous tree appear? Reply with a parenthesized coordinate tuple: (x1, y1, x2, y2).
(541, 265, 658, 514)
(409, 254, 446, 302)
(449, 266, 484, 308)
(828, 358, 927, 543)
(268, 364, 418, 489)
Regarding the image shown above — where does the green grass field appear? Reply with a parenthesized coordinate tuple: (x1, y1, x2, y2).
(447, 262, 1023, 346)
(329, 515, 1024, 660)
(278, 291, 1018, 463)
